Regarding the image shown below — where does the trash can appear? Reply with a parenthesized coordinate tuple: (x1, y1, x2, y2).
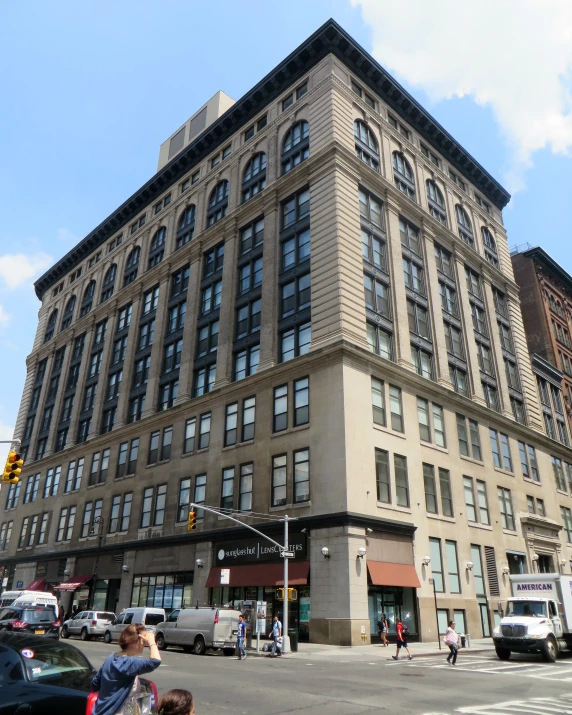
(288, 628, 299, 652)
(460, 634, 466, 648)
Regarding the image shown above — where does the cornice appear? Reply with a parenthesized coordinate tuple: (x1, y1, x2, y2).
(34, 19, 509, 300)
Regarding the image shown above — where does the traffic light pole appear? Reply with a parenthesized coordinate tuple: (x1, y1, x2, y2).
(190, 503, 295, 654)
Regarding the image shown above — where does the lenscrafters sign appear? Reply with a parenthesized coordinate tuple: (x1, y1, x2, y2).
(215, 533, 307, 565)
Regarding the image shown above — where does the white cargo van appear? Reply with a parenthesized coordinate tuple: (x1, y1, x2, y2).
(155, 607, 241, 655)
(103, 607, 166, 643)
(493, 573, 572, 661)
(0, 590, 58, 613)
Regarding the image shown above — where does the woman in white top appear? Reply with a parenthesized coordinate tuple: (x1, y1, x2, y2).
(445, 620, 459, 665)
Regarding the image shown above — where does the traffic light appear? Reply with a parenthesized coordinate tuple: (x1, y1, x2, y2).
(2, 451, 23, 484)
(275, 588, 285, 601)
(187, 510, 197, 531)
(275, 588, 297, 602)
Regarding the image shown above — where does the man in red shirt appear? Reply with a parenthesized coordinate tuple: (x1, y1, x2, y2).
(392, 619, 413, 660)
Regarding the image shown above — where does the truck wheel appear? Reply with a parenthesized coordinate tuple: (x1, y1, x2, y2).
(193, 636, 206, 655)
(104, 631, 112, 644)
(542, 637, 558, 663)
(223, 648, 235, 656)
(156, 633, 167, 651)
(61, 626, 70, 639)
(495, 648, 511, 660)
(80, 628, 91, 642)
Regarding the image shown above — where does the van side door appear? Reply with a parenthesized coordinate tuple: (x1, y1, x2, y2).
(163, 609, 180, 645)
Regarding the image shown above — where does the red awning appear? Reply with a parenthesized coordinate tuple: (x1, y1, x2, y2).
(53, 574, 93, 592)
(25, 579, 45, 591)
(367, 561, 421, 588)
(206, 562, 310, 588)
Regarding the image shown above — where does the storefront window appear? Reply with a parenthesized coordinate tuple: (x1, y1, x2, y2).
(93, 579, 108, 610)
(131, 572, 193, 611)
(368, 586, 418, 637)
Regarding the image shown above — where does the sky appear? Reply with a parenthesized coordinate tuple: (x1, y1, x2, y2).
(2, 0, 572, 461)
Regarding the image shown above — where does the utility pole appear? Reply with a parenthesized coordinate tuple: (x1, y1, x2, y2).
(429, 577, 441, 650)
(190, 503, 295, 654)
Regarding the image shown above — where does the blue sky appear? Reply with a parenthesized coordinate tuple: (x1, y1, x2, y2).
(1, 0, 572, 459)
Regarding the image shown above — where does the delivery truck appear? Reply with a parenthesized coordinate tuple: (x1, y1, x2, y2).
(493, 573, 572, 662)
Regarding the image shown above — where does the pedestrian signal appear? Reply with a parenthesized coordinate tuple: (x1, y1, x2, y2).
(187, 510, 197, 531)
(275, 588, 297, 601)
(275, 588, 285, 601)
(2, 451, 23, 484)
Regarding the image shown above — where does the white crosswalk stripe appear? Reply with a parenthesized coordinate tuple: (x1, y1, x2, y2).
(455, 693, 572, 715)
(406, 654, 572, 681)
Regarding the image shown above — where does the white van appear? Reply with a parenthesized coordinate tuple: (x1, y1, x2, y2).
(103, 607, 166, 643)
(0, 590, 58, 613)
(155, 607, 241, 655)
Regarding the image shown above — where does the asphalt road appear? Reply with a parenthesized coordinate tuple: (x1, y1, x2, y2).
(74, 638, 572, 715)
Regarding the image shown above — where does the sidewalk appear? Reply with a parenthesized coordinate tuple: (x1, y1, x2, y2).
(247, 637, 496, 659)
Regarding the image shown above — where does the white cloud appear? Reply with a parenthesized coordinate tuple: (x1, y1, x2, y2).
(0, 305, 10, 327)
(0, 252, 53, 290)
(351, 0, 572, 191)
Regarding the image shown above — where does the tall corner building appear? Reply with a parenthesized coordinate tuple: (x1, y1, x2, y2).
(3, 19, 571, 646)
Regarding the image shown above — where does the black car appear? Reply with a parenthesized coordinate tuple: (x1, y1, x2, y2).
(0, 632, 157, 714)
(0, 606, 60, 638)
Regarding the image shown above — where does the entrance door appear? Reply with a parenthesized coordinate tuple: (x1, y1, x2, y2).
(478, 601, 490, 637)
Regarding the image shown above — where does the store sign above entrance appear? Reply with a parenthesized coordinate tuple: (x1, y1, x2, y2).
(215, 533, 307, 566)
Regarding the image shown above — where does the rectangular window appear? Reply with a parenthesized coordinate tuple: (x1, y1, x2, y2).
(490, 429, 512, 470)
(184, 418, 196, 453)
(120, 493, 132, 532)
(432, 404, 446, 447)
(446, 541, 461, 593)
(148, 431, 160, 464)
(199, 413, 211, 449)
(221, 468, 234, 510)
(64, 458, 84, 492)
(498, 487, 515, 530)
(140, 488, 153, 528)
(160, 427, 172, 461)
(429, 538, 444, 592)
(371, 377, 386, 426)
(561, 507, 572, 543)
(242, 397, 256, 441)
(294, 378, 309, 426)
(389, 386, 403, 432)
(272, 455, 287, 507)
(194, 474, 206, 517)
(239, 463, 253, 511)
(177, 479, 191, 522)
(394, 454, 409, 507)
(109, 495, 121, 533)
(273, 385, 288, 432)
(423, 463, 437, 513)
(375, 449, 390, 503)
(37, 513, 49, 545)
(552, 456, 567, 491)
(417, 398, 431, 442)
(439, 469, 453, 517)
(476, 480, 490, 525)
(224, 403, 238, 447)
(294, 449, 310, 503)
(463, 477, 477, 522)
(154, 485, 167, 526)
(43, 466, 61, 498)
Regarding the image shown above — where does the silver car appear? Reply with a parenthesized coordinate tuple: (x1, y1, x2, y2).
(61, 610, 116, 640)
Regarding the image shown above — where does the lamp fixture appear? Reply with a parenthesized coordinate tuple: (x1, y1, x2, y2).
(196, 559, 204, 569)
(357, 547, 366, 559)
(321, 546, 330, 559)
(122, 565, 129, 573)
(502, 566, 510, 575)
(421, 556, 431, 567)
(466, 562, 474, 571)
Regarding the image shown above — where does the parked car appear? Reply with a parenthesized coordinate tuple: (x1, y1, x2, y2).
(103, 607, 166, 643)
(61, 610, 116, 641)
(0, 632, 157, 715)
(155, 607, 241, 655)
(0, 605, 61, 639)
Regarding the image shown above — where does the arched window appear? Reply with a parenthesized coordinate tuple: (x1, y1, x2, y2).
(80, 280, 96, 317)
(455, 205, 474, 247)
(44, 309, 58, 343)
(392, 152, 415, 200)
(148, 227, 166, 269)
(242, 153, 267, 203)
(426, 180, 447, 225)
(281, 121, 309, 175)
(60, 295, 76, 331)
(123, 246, 140, 287)
(207, 181, 229, 227)
(100, 264, 117, 304)
(481, 227, 498, 268)
(176, 206, 196, 249)
(354, 120, 379, 171)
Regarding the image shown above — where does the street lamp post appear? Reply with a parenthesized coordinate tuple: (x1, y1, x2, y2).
(89, 516, 105, 609)
(428, 577, 442, 650)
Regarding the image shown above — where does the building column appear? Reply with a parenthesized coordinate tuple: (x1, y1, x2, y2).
(258, 194, 279, 372)
(88, 301, 120, 439)
(64, 323, 96, 449)
(483, 278, 513, 420)
(142, 274, 171, 419)
(192, 541, 214, 606)
(27, 353, 54, 463)
(47, 333, 76, 452)
(385, 198, 414, 370)
(423, 228, 453, 388)
(213, 222, 238, 389)
(175, 256, 201, 404)
(114, 294, 142, 430)
(14, 359, 38, 443)
(453, 251, 486, 406)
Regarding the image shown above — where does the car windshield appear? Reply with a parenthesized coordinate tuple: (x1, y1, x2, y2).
(96, 612, 115, 620)
(506, 601, 548, 617)
(22, 642, 93, 682)
(144, 614, 164, 626)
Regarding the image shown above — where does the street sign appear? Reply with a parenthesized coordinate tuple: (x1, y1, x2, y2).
(281, 550, 295, 558)
(220, 568, 230, 585)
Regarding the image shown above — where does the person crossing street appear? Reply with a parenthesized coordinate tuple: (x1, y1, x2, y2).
(392, 618, 413, 661)
(237, 614, 247, 660)
(445, 620, 459, 666)
(268, 615, 282, 657)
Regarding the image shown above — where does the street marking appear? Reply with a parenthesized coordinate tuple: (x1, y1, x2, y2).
(457, 693, 572, 715)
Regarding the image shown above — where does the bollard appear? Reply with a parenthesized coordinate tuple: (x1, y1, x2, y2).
(467, 633, 471, 649)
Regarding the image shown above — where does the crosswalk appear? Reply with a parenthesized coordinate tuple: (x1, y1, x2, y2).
(455, 692, 572, 715)
(400, 653, 572, 682)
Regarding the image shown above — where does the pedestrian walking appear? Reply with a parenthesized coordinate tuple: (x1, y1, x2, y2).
(237, 614, 247, 660)
(58, 604, 65, 623)
(268, 615, 282, 657)
(444, 620, 459, 666)
(377, 613, 389, 647)
(90, 624, 161, 715)
(158, 689, 195, 715)
(391, 618, 412, 661)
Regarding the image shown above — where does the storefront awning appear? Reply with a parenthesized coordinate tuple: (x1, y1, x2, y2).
(53, 574, 92, 592)
(25, 578, 45, 591)
(367, 561, 421, 588)
(205, 562, 310, 588)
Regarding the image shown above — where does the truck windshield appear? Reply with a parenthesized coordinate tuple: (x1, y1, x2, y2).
(506, 601, 547, 617)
